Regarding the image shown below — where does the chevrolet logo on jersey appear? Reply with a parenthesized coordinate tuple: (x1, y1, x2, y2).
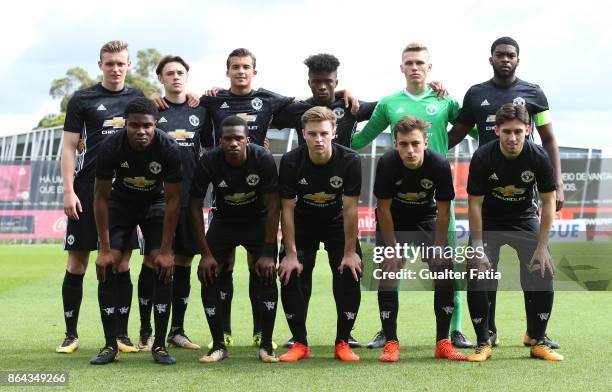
(103, 117, 126, 129)
(303, 192, 336, 204)
(493, 185, 526, 197)
(168, 129, 195, 141)
(224, 191, 256, 203)
(124, 176, 156, 188)
(486, 115, 496, 123)
(237, 113, 257, 122)
(396, 192, 427, 202)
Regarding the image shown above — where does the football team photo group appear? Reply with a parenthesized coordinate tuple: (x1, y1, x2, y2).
(52, 35, 569, 368)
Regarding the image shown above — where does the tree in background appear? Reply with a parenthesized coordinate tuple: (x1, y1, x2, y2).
(38, 49, 162, 128)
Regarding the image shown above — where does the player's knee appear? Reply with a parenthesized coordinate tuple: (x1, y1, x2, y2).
(142, 255, 156, 269)
(174, 255, 193, 267)
(66, 251, 89, 274)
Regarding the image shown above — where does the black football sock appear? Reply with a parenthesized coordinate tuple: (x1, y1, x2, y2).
(528, 291, 554, 340)
(377, 289, 398, 341)
(335, 268, 361, 344)
(259, 277, 278, 347)
(201, 281, 224, 347)
(434, 288, 455, 341)
(487, 289, 498, 334)
(98, 266, 118, 349)
(218, 269, 233, 334)
(62, 270, 84, 337)
(249, 270, 262, 335)
(524, 291, 534, 337)
(280, 271, 307, 345)
(116, 270, 132, 337)
(467, 289, 490, 345)
(137, 265, 155, 334)
(152, 274, 172, 349)
(171, 265, 191, 331)
(300, 256, 315, 318)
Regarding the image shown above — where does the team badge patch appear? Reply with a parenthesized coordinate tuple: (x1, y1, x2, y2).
(333, 107, 345, 119)
(513, 96, 526, 106)
(149, 161, 162, 174)
(420, 178, 433, 189)
(251, 97, 263, 110)
(521, 170, 535, 183)
(189, 115, 200, 126)
(425, 103, 437, 115)
(246, 174, 260, 186)
(330, 176, 343, 188)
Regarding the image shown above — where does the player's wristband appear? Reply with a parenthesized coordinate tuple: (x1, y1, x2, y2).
(262, 242, 278, 259)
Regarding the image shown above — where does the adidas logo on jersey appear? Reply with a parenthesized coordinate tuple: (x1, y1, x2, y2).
(299, 178, 308, 185)
(220, 102, 230, 109)
(121, 161, 129, 168)
(159, 116, 168, 123)
(97, 104, 107, 111)
(395, 107, 405, 113)
(218, 180, 228, 188)
(489, 173, 499, 180)
(480, 99, 490, 106)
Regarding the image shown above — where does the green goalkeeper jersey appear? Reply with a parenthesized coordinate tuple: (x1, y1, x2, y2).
(351, 87, 460, 154)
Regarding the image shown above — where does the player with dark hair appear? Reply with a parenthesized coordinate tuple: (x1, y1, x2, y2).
(271, 53, 376, 348)
(448, 36, 563, 349)
(135, 55, 210, 352)
(351, 42, 472, 350)
(465, 103, 562, 362)
(57, 40, 143, 354)
(189, 115, 281, 363)
(91, 97, 182, 365)
(374, 115, 467, 362)
(278, 107, 362, 362)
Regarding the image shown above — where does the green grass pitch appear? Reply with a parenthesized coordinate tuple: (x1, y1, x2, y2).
(1, 244, 611, 391)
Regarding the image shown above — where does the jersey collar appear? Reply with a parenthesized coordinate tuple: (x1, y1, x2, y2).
(403, 87, 432, 101)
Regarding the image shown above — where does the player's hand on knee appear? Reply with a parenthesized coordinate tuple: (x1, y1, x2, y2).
(149, 93, 168, 110)
(467, 253, 491, 277)
(155, 251, 175, 284)
(197, 255, 218, 286)
(278, 253, 301, 286)
(528, 246, 555, 278)
(255, 256, 276, 285)
(95, 250, 115, 282)
(382, 256, 402, 274)
(63, 191, 82, 220)
(431, 256, 453, 274)
(339, 251, 362, 282)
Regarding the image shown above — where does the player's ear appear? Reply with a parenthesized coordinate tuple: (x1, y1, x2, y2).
(489, 56, 494, 67)
(253, 69, 258, 76)
(494, 125, 500, 137)
(157, 74, 163, 83)
(127, 57, 132, 69)
(98, 60, 103, 71)
(525, 125, 531, 136)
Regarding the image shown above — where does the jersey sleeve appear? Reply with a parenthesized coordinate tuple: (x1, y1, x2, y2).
(162, 143, 182, 183)
(466, 151, 488, 196)
(343, 154, 362, 197)
(446, 96, 461, 124)
(271, 94, 296, 114)
(271, 102, 301, 130)
(200, 109, 214, 148)
(434, 159, 455, 201)
(454, 88, 476, 128)
(355, 100, 378, 122)
(258, 152, 279, 194)
(95, 139, 117, 180)
(278, 155, 297, 199)
(534, 147, 557, 193)
(531, 86, 551, 127)
(189, 156, 212, 199)
(63, 94, 85, 133)
(351, 100, 389, 150)
(373, 155, 395, 199)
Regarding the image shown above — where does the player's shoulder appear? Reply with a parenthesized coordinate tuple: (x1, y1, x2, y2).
(332, 142, 360, 161)
(247, 143, 272, 159)
(473, 139, 498, 159)
(154, 128, 179, 147)
(515, 78, 542, 90)
(255, 87, 287, 99)
(524, 139, 549, 159)
(123, 86, 144, 98)
(281, 143, 307, 165)
(379, 90, 405, 104)
(103, 128, 126, 150)
(425, 148, 448, 164)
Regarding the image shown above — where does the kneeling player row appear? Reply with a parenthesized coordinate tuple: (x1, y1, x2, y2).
(87, 99, 561, 364)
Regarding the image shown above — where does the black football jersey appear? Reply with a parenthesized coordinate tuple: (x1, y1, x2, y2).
(96, 129, 182, 203)
(190, 143, 278, 222)
(64, 83, 144, 181)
